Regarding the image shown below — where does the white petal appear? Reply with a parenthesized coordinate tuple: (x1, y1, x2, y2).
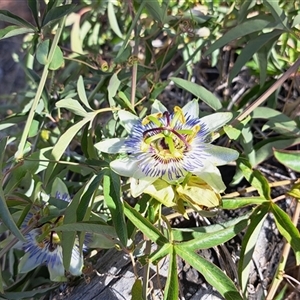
(69, 248, 83, 276)
(182, 100, 199, 118)
(19, 252, 40, 273)
(151, 100, 168, 114)
(94, 138, 127, 153)
(193, 162, 226, 192)
(118, 110, 140, 132)
(200, 112, 233, 132)
(110, 156, 143, 178)
(202, 145, 239, 166)
(130, 176, 158, 197)
(48, 261, 66, 281)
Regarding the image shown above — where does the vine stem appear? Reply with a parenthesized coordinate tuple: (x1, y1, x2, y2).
(266, 197, 300, 299)
(15, 1, 72, 160)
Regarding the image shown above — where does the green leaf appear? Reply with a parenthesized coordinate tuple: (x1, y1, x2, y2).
(271, 203, 300, 264)
(36, 39, 50, 65)
(0, 25, 35, 39)
(0, 10, 35, 28)
(205, 17, 274, 56)
(176, 245, 243, 300)
(228, 30, 282, 84)
(238, 205, 268, 295)
(103, 170, 127, 247)
(77, 76, 93, 110)
(170, 77, 222, 110)
(44, 113, 95, 185)
(49, 45, 64, 70)
(237, 157, 271, 200)
(177, 217, 248, 251)
(164, 246, 178, 300)
(0, 138, 25, 241)
(252, 107, 299, 136)
(149, 243, 172, 265)
(255, 136, 300, 167)
(107, 1, 123, 38)
(131, 279, 143, 300)
(145, 0, 164, 23)
(274, 149, 300, 172)
(77, 172, 105, 221)
(172, 212, 251, 242)
(62, 186, 82, 271)
(124, 202, 169, 246)
(27, 0, 40, 28)
(0, 285, 59, 300)
(263, 0, 288, 29)
(108, 73, 120, 108)
(222, 197, 268, 210)
(56, 222, 117, 237)
(42, 4, 76, 27)
(56, 98, 87, 117)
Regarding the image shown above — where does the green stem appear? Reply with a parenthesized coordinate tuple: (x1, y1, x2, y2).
(15, 2, 71, 160)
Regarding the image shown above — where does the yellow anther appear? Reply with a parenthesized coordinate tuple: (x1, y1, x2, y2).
(142, 113, 163, 126)
(186, 124, 201, 142)
(172, 106, 186, 126)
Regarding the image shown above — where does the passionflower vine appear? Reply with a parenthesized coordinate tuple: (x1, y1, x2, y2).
(95, 100, 239, 196)
(19, 192, 90, 282)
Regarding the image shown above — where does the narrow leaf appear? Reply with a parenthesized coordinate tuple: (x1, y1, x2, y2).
(229, 30, 282, 84)
(103, 170, 127, 247)
(164, 246, 178, 300)
(77, 76, 93, 110)
(176, 245, 243, 300)
(56, 98, 87, 117)
(271, 203, 300, 264)
(274, 149, 300, 172)
(124, 202, 169, 246)
(0, 138, 25, 241)
(178, 217, 248, 251)
(222, 197, 268, 210)
(171, 77, 222, 110)
(0, 26, 34, 39)
(238, 205, 269, 295)
(42, 4, 76, 27)
(237, 157, 271, 200)
(205, 17, 273, 56)
(0, 10, 35, 28)
(107, 2, 123, 38)
(44, 113, 95, 185)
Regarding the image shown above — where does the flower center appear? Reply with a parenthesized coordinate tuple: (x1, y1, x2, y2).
(141, 107, 201, 161)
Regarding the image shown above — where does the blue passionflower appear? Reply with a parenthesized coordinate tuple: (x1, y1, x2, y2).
(95, 100, 239, 196)
(19, 192, 90, 281)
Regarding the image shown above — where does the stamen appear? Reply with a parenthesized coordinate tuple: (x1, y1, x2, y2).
(171, 106, 186, 126)
(142, 113, 163, 126)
